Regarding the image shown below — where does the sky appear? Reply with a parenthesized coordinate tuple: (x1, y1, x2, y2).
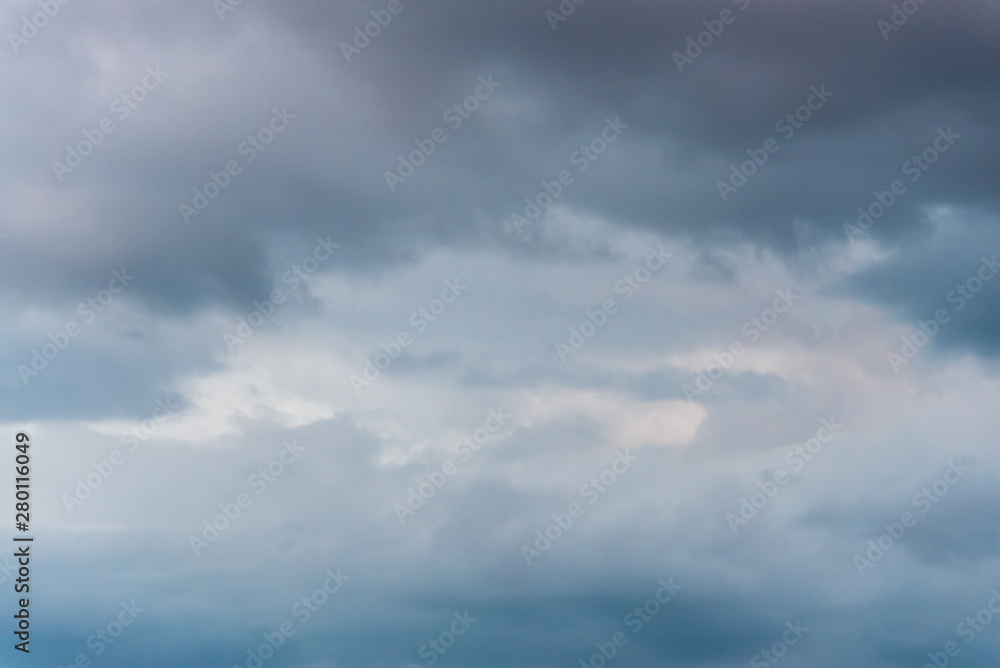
(1, 0, 1000, 666)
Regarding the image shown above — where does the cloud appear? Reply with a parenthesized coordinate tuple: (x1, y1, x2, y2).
(3, 0, 1000, 665)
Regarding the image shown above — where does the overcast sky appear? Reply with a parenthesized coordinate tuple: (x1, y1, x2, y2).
(2, 0, 1000, 666)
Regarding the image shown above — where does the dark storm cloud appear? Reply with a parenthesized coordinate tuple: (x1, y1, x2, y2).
(835, 216, 1000, 356)
(267, 0, 1000, 247)
(4, 2, 1000, 667)
(2, 0, 997, 317)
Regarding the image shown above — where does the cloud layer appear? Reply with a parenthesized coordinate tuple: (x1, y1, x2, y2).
(2, 0, 1000, 666)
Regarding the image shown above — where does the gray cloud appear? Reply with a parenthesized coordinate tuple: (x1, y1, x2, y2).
(3, 0, 1000, 666)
